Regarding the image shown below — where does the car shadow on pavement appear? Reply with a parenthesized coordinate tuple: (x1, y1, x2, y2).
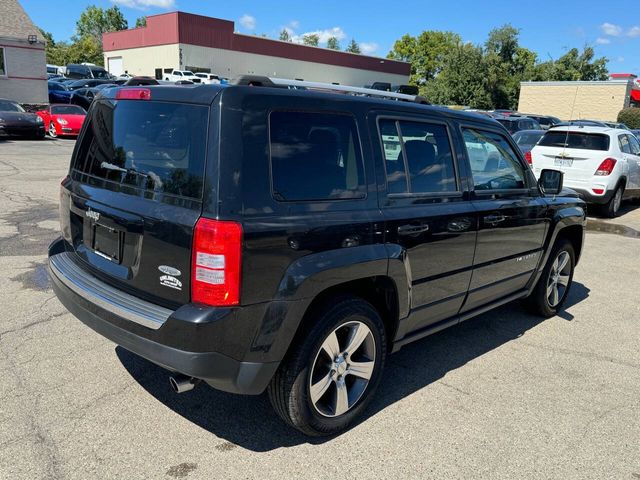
(116, 282, 589, 452)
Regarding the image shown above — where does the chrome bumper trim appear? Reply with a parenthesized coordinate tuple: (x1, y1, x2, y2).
(49, 252, 172, 330)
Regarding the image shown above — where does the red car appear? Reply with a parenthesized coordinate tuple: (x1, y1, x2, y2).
(36, 104, 87, 138)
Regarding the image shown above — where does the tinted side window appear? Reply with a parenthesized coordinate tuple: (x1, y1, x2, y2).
(628, 134, 640, 155)
(380, 120, 408, 193)
(379, 120, 457, 194)
(269, 111, 365, 201)
(619, 134, 632, 154)
(399, 121, 457, 193)
(463, 129, 526, 191)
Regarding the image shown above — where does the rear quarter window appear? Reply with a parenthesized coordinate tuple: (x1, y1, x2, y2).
(73, 100, 209, 199)
(539, 131, 610, 151)
(269, 111, 365, 201)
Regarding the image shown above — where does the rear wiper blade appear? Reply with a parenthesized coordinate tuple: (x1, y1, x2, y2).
(100, 161, 149, 177)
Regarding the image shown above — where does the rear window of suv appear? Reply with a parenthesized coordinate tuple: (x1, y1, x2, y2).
(72, 100, 208, 199)
(269, 111, 365, 201)
(539, 131, 610, 151)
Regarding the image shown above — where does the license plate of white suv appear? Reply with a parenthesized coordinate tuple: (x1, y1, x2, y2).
(554, 157, 573, 167)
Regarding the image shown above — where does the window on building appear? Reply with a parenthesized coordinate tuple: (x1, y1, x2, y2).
(269, 111, 366, 201)
(0, 48, 6, 76)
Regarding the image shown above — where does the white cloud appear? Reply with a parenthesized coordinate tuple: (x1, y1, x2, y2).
(359, 42, 378, 55)
(601, 22, 622, 36)
(596, 37, 611, 44)
(239, 14, 256, 31)
(292, 27, 346, 44)
(627, 26, 640, 37)
(111, 0, 175, 9)
(288, 20, 300, 30)
(617, 56, 625, 62)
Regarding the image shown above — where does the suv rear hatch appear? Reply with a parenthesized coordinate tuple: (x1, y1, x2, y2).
(531, 130, 610, 182)
(59, 93, 211, 308)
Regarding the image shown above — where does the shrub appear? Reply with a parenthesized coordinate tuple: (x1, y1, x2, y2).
(617, 108, 640, 129)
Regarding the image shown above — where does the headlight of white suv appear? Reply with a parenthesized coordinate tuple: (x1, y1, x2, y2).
(36, 116, 44, 123)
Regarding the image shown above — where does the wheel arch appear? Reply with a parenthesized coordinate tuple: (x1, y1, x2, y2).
(556, 224, 584, 266)
(298, 276, 401, 345)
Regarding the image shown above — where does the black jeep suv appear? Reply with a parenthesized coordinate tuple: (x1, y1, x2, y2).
(48, 81, 586, 436)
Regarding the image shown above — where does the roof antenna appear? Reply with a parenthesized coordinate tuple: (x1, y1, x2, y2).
(563, 85, 580, 152)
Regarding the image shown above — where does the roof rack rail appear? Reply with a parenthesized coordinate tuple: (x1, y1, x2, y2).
(230, 75, 429, 104)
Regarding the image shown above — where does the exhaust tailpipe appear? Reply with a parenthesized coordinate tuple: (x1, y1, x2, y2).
(169, 374, 200, 394)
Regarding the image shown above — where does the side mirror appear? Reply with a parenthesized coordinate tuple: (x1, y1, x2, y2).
(538, 169, 564, 195)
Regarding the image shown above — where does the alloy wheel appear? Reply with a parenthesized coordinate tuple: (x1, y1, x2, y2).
(547, 250, 571, 307)
(309, 321, 376, 418)
(48, 122, 57, 138)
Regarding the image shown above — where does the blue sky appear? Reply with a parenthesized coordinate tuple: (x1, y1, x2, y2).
(22, 0, 640, 73)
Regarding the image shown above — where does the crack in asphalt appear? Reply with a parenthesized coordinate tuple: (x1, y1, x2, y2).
(0, 311, 67, 342)
(0, 347, 63, 479)
(0, 197, 59, 257)
(517, 341, 640, 370)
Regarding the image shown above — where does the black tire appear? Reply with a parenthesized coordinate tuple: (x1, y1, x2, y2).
(268, 296, 387, 436)
(602, 185, 624, 218)
(523, 238, 575, 317)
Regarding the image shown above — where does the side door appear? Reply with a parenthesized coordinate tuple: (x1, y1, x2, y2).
(373, 113, 477, 335)
(460, 125, 549, 312)
(623, 134, 640, 191)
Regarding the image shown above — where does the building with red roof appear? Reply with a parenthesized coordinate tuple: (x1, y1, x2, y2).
(103, 12, 410, 87)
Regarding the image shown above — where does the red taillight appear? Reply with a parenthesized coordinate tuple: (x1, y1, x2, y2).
(191, 218, 242, 307)
(115, 88, 151, 100)
(592, 188, 605, 194)
(524, 151, 533, 165)
(595, 158, 616, 176)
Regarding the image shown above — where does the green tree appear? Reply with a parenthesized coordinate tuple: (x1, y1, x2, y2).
(387, 31, 461, 85)
(135, 16, 147, 28)
(67, 36, 103, 65)
(485, 24, 520, 64)
(326, 36, 340, 50)
(552, 47, 608, 81)
(302, 33, 320, 47)
(425, 42, 492, 108)
(279, 28, 291, 42)
(76, 5, 128, 45)
(345, 38, 361, 54)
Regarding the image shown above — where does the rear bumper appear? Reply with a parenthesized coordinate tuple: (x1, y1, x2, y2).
(48, 242, 279, 395)
(59, 127, 80, 136)
(569, 187, 615, 205)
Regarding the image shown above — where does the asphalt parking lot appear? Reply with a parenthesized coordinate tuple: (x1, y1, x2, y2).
(1, 138, 639, 480)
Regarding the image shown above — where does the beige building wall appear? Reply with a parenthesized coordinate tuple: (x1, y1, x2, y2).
(103, 44, 180, 78)
(518, 81, 632, 121)
(105, 43, 409, 86)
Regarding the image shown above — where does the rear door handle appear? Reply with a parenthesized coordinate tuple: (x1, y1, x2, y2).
(398, 223, 429, 236)
(484, 214, 506, 225)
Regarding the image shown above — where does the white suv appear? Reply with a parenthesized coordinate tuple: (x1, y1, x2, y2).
(531, 126, 640, 216)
